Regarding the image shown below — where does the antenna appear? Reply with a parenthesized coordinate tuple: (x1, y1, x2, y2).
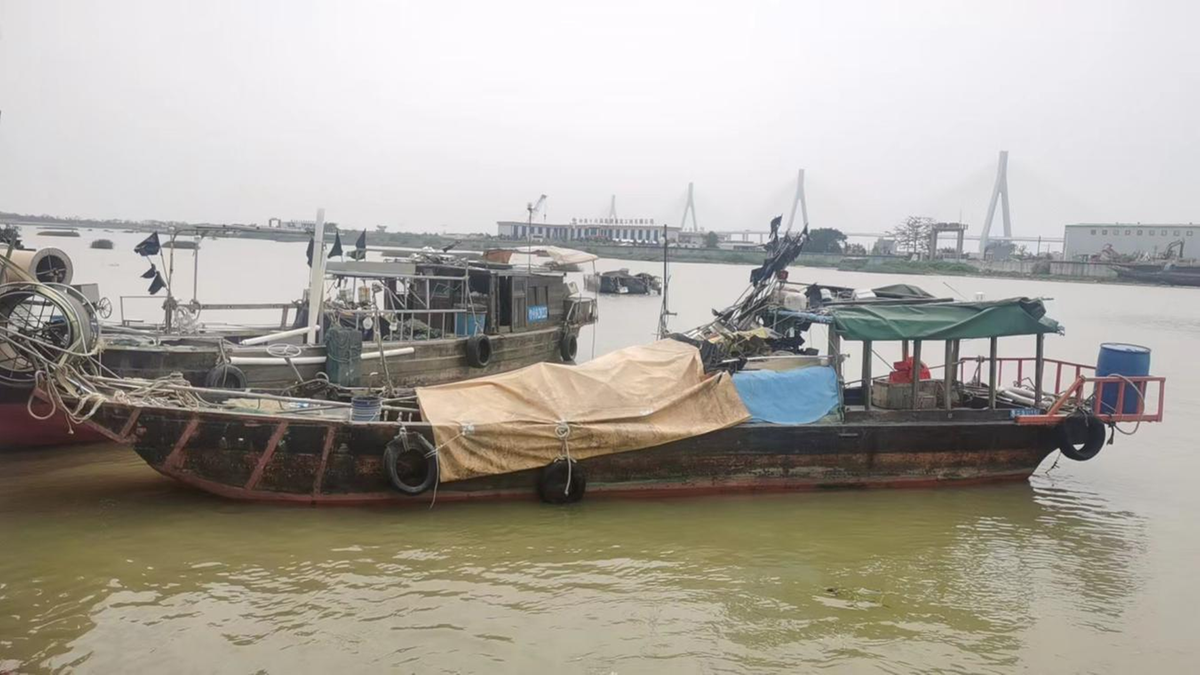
(679, 182, 699, 232)
(784, 169, 808, 233)
(980, 150, 1012, 254)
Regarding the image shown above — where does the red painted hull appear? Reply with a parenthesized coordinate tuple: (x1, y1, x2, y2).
(0, 401, 107, 450)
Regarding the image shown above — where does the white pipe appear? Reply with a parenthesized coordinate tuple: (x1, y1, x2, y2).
(230, 355, 327, 366)
(305, 208, 326, 344)
(361, 347, 415, 361)
(240, 325, 319, 346)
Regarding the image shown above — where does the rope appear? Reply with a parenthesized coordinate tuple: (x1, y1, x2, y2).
(556, 421, 573, 496)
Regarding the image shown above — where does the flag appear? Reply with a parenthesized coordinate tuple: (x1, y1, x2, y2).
(305, 237, 314, 267)
(330, 232, 344, 258)
(770, 215, 782, 229)
(148, 271, 166, 295)
(134, 232, 161, 257)
(141, 263, 157, 279)
(350, 230, 367, 260)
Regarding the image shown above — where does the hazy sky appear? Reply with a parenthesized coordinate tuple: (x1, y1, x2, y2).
(1, 0, 1197, 237)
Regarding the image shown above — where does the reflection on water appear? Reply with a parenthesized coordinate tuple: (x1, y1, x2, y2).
(0, 445, 1151, 672)
(3, 239, 1198, 672)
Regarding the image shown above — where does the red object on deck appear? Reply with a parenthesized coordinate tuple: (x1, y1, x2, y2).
(0, 402, 107, 450)
(889, 358, 931, 384)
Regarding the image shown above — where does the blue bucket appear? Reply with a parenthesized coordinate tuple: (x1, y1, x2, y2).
(351, 395, 382, 422)
(1096, 343, 1150, 415)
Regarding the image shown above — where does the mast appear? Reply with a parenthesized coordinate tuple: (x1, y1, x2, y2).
(305, 208, 326, 344)
(657, 219, 675, 338)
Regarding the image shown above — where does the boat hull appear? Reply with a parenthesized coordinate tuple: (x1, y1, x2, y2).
(82, 404, 1061, 504)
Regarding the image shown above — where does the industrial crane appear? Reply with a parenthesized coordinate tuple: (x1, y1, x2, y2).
(524, 195, 547, 271)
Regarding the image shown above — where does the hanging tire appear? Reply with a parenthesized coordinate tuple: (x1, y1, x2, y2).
(1057, 414, 1107, 461)
(537, 458, 586, 504)
(383, 434, 437, 495)
(466, 334, 492, 368)
(204, 364, 247, 389)
(559, 332, 579, 362)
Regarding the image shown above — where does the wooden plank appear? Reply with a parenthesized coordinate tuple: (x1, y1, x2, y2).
(312, 426, 338, 497)
(162, 416, 201, 472)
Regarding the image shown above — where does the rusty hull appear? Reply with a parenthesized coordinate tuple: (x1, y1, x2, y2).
(83, 403, 1061, 505)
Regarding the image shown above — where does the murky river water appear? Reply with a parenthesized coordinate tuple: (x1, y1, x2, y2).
(2, 231, 1198, 672)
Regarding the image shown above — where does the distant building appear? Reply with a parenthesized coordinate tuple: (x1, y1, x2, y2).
(1063, 223, 1199, 259)
(498, 218, 680, 244)
(872, 238, 895, 256)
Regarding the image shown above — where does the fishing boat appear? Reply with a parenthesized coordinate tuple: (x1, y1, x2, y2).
(584, 269, 661, 295)
(1112, 262, 1200, 287)
(0, 222, 597, 448)
(16, 228, 1166, 503)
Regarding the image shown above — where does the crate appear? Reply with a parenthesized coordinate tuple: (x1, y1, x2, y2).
(871, 379, 945, 409)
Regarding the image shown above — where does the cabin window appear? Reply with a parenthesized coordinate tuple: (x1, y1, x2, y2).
(1150, 230, 1155, 236)
(1175, 230, 1181, 236)
(1189, 231, 1194, 236)
(1125, 230, 1131, 235)
(1137, 230, 1143, 236)
(1090, 229, 1096, 235)
(1162, 229, 1168, 236)
(1101, 229, 1107, 235)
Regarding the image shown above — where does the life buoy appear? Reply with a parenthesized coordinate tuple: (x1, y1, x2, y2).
(537, 457, 586, 504)
(466, 334, 492, 368)
(559, 332, 579, 362)
(204, 364, 247, 389)
(383, 433, 438, 495)
(1056, 414, 1107, 461)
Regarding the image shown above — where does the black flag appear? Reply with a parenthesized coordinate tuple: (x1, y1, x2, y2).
(148, 271, 166, 295)
(141, 263, 157, 279)
(134, 232, 161, 257)
(305, 237, 314, 267)
(770, 215, 782, 238)
(330, 232, 344, 258)
(350, 230, 367, 260)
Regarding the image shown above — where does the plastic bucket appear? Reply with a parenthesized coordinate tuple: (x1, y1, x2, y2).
(351, 395, 381, 422)
(1096, 343, 1150, 415)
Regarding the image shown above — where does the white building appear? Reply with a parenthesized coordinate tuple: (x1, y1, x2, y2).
(498, 218, 679, 243)
(1063, 223, 1199, 259)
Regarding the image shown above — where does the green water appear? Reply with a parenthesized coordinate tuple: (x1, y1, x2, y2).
(2, 247, 1198, 672)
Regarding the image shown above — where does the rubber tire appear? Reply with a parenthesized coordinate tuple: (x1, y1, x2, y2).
(559, 332, 579, 362)
(204, 364, 247, 389)
(383, 434, 437, 495)
(537, 458, 586, 504)
(1057, 414, 1107, 461)
(466, 334, 492, 368)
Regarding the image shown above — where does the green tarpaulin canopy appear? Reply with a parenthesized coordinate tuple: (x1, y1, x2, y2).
(829, 298, 1063, 341)
(872, 283, 933, 298)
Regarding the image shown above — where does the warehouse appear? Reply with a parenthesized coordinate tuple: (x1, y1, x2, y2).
(1063, 223, 1199, 259)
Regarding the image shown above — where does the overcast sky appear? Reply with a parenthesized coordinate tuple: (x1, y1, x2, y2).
(1, 0, 1197, 237)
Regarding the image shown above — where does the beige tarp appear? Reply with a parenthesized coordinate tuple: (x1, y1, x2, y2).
(481, 246, 599, 271)
(415, 340, 751, 483)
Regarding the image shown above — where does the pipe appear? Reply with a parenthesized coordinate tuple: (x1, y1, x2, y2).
(240, 325, 319, 346)
(230, 355, 327, 366)
(361, 347, 415, 361)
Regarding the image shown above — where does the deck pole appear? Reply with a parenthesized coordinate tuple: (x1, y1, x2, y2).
(1034, 333, 1045, 409)
(910, 340, 922, 409)
(988, 336, 999, 409)
(828, 327, 842, 380)
(901, 339, 909, 361)
(862, 339, 873, 410)
(944, 340, 954, 410)
(305, 208, 327, 345)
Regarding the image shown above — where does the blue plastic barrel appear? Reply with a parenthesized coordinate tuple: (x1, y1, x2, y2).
(1096, 343, 1151, 414)
(351, 395, 382, 422)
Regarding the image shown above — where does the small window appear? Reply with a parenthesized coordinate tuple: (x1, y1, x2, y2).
(1125, 230, 1131, 235)
(1150, 230, 1156, 236)
(1189, 231, 1194, 236)
(1137, 230, 1143, 236)
(1162, 229, 1168, 236)
(1175, 230, 1181, 236)
(1091, 229, 1097, 235)
(1102, 229, 1108, 235)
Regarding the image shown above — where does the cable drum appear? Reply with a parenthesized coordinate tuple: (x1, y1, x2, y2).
(0, 282, 98, 387)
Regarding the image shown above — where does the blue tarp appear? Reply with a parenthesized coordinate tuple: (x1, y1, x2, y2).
(732, 366, 840, 424)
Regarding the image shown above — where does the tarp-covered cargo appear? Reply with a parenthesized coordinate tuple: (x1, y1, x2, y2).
(829, 297, 1063, 341)
(872, 283, 934, 299)
(416, 340, 751, 483)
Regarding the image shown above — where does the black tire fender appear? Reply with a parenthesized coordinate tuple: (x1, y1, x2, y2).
(1057, 414, 1107, 461)
(466, 334, 492, 368)
(559, 331, 579, 362)
(383, 433, 438, 495)
(537, 457, 586, 504)
(204, 363, 247, 389)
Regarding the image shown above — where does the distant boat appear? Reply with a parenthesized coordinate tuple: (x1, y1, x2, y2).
(38, 229, 80, 237)
(90, 238, 114, 250)
(1113, 263, 1200, 287)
